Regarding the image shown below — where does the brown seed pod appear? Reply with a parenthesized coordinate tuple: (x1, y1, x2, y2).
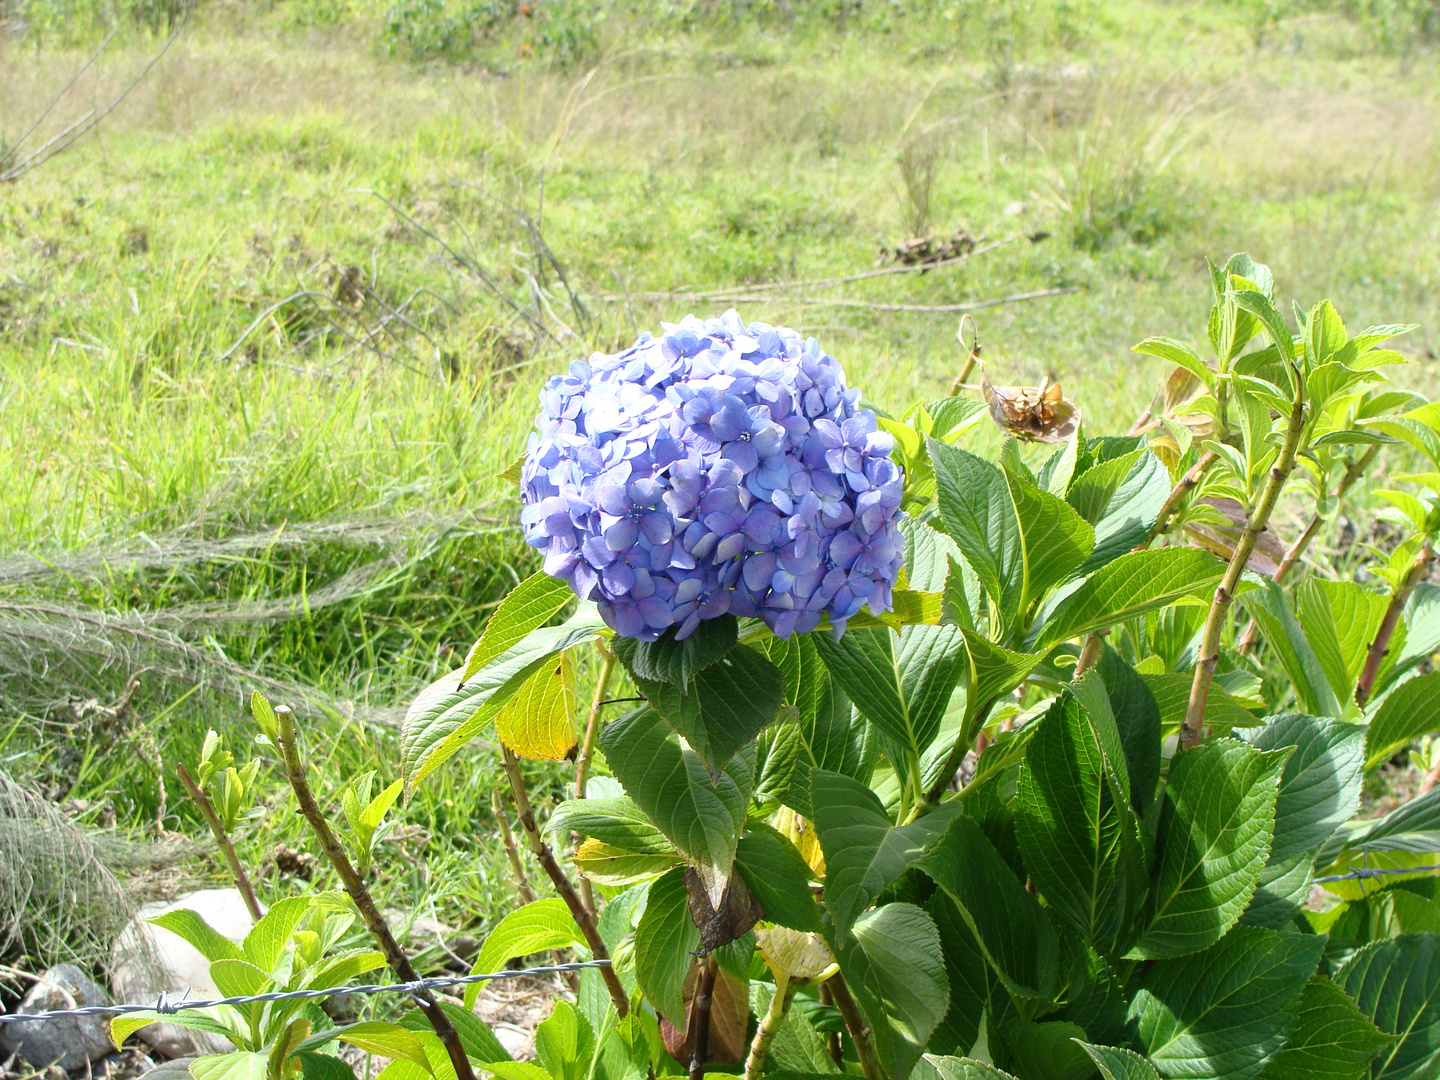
(981, 375, 1081, 443)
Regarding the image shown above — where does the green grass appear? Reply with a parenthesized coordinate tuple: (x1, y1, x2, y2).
(1, 0, 1438, 967)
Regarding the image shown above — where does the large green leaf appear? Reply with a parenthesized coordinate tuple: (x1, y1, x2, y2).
(1016, 692, 1143, 954)
(535, 1001, 596, 1080)
(735, 824, 821, 932)
(929, 439, 1020, 614)
(1298, 580, 1388, 706)
(1142, 673, 1262, 735)
(599, 705, 754, 904)
(1135, 739, 1288, 958)
(1241, 714, 1364, 927)
(926, 1058, 1018, 1080)
(1034, 549, 1225, 652)
(918, 812, 1059, 1001)
(1067, 448, 1172, 574)
(814, 621, 966, 789)
(760, 633, 869, 815)
(1005, 1021, 1098, 1080)
(460, 570, 575, 681)
(831, 902, 949, 1080)
(1131, 925, 1324, 1080)
(1005, 466, 1096, 617)
(809, 769, 961, 937)
(633, 867, 699, 1026)
(635, 643, 786, 775)
(1367, 673, 1440, 772)
(1240, 582, 1342, 718)
(1078, 1043, 1164, 1080)
(1096, 646, 1162, 816)
(402, 611, 605, 792)
(466, 898, 585, 1009)
(146, 908, 244, 965)
(1339, 932, 1440, 1080)
(189, 1053, 268, 1080)
(242, 894, 311, 974)
(1261, 976, 1393, 1080)
(926, 891, 987, 1057)
(610, 615, 737, 690)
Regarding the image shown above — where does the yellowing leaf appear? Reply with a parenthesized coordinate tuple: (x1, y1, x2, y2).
(772, 805, 826, 877)
(497, 651, 577, 760)
(573, 838, 682, 886)
(756, 926, 836, 981)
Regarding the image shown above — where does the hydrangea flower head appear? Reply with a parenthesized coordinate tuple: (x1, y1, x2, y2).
(520, 311, 904, 641)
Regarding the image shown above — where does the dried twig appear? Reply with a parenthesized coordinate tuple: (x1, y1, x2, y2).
(687, 955, 719, 1080)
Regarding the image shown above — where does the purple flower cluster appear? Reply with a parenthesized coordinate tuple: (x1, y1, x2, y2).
(519, 311, 904, 641)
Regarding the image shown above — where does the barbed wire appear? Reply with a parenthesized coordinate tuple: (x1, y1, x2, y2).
(0, 960, 610, 1026)
(1313, 865, 1439, 884)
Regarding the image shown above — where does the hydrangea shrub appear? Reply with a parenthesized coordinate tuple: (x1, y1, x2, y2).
(400, 260, 1440, 1080)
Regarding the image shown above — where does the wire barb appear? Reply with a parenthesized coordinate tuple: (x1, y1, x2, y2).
(0, 960, 610, 1025)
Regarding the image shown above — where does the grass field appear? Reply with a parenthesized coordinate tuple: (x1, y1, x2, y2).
(2, 0, 1439, 969)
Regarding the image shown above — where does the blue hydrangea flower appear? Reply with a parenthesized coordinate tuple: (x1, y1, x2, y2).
(519, 311, 905, 641)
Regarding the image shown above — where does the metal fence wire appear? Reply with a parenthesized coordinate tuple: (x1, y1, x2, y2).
(0, 960, 611, 1026)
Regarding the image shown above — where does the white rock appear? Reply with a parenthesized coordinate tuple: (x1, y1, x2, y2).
(0, 963, 113, 1070)
(110, 888, 259, 1058)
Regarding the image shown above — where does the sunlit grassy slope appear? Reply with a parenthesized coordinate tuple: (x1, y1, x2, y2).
(0, 0, 1437, 938)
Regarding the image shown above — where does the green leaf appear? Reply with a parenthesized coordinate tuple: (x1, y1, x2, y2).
(633, 866, 698, 1025)
(1131, 925, 1324, 1080)
(465, 899, 585, 1009)
(209, 957, 273, 999)
(1338, 933, 1440, 1080)
(926, 891, 987, 1057)
(1133, 337, 1216, 389)
(926, 1056, 1019, 1080)
(735, 824, 820, 932)
(1034, 549, 1225, 652)
(1345, 786, 1440, 854)
(929, 438, 1017, 613)
(1142, 673, 1261, 735)
(402, 611, 605, 792)
(814, 620, 966, 793)
(296, 1053, 358, 1080)
(189, 1053, 268, 1080)
(1006, 1021, 1098, 1080)
(147, 908, 244, 964)
(547, 796, 676, 855)
(918, 812, 1059, 1001)
(1016, 692, 1144, 954)
(535, 1001, 596, 1080)
(1096, 646, 1162, 816)
(1367, 673, 1440, 771)
(1261, 976, 1393, 1080)
(1135, 739, 1288, 958)
(599, 705, 754, 905)
(324, 1022, 431, 1069)
(1066, 449, 1172, 574)
(1241, 714, 1364, 926)
(242, 894, 311, 974)
(461, 570, 575, 682)
(809, 769, 961, 937)
(1230, 287, 1295, 362)
(1005, 466, 1096, 617)
(1297, 580, 1389, 707)
(1077, 1043, 1163, 1080)
(635, 643, 785, 775)
(611, 615, 737, 690)
(573, 840, 681, 886)
(398, 1001, 513, 1064)
(109, 1009, 242, 1049)
(831, 902, 950, 1080)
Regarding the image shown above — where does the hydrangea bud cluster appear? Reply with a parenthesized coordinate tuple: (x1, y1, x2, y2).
(519, 310, 904, 641)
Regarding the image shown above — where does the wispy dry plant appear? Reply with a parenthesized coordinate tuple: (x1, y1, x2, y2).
(1038, 76, 1214, 251)
(895, 133, 944, 240)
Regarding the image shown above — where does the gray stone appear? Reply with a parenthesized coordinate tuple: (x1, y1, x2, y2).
(137, 1058, 195, 1080)
(111, 888, 257, 1058)
(0, 963, 114, 1071)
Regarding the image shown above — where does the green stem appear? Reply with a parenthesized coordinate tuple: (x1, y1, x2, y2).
(1183, 383, 1306, 748)
(745, 979, 798, 1080)
(1143, 449, 1218, 547)
(272, 706, 477, 1080)
(176, 764, 262, 924)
